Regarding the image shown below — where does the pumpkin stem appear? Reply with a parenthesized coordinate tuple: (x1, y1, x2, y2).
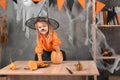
(78, 61, 80, 64)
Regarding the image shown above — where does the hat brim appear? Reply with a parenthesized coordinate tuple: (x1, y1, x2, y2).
(25, 17, 59, 30)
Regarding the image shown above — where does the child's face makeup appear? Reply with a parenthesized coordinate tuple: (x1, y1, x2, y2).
(36, 22, 49, 35)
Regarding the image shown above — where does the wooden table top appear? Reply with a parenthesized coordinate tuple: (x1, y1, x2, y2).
(0, 60, 99, 76)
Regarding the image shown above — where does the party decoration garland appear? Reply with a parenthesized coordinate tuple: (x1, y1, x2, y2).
(0, 0, 6, 11)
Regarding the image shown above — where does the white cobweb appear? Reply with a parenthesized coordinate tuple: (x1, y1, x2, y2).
(64, 0, 120, 74)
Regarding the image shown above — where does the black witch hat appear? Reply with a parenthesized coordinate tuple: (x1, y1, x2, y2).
(25, 17, 59, 30)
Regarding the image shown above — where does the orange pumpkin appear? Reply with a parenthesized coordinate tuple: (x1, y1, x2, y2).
(51, 51, 63, 64)
(9, 63, 16, 70)
(28, 61, 37, 71)
(75, 61, 82, 71)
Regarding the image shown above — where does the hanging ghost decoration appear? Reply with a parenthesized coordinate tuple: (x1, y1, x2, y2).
(14, 0, 48, 38)
(23, 0, 32, 7)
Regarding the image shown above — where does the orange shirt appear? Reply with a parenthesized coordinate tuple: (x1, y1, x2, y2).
(35, 30, 61, 54)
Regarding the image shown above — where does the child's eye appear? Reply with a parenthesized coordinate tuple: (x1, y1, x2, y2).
(43, 25, 48, 28)
(38, 26, 42, 29)
(43, 26, 46, 27)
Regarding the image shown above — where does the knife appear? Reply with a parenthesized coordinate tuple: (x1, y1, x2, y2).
(66, 67, 73, 74)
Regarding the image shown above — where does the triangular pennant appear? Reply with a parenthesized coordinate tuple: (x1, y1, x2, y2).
(32, 0, 43, 4)
(67, 0, 74, 11)
(117, 14, 120, 24)
(0, 0, 6, 11)
(78, 0, 86, 8)
(32, 0, 43, 2)
(95, 1, 105, 14)
(13, 0, 17, 3)
(57, 0, 65, 11)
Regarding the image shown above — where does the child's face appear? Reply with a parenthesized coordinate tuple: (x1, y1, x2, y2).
(35, 22, 49, 35)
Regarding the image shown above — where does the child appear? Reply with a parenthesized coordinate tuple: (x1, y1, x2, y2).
(34, 17, 62, 64)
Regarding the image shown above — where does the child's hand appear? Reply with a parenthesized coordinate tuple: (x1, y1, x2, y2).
(37, 61, 44, 65)
(37, 53, 43, 62)
(54, 46, 60, 52)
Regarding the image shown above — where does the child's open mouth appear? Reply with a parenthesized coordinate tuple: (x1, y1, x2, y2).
(41, 29, 46, 32)
(40, 29, 48, 34)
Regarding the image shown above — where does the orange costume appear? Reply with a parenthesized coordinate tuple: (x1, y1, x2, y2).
(35, 30, 61, 54)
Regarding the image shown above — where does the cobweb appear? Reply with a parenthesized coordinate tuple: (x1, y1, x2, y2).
(87, 0, 120, 74)
(64, 0, 120, 74)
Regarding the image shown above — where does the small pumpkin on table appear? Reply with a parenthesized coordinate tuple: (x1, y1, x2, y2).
(9, 58, 16, 70)
(9, 63, 16, 70)
(75, 61, 82, 71)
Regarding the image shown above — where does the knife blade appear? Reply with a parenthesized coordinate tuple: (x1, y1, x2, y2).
(66, 67, 73, 74)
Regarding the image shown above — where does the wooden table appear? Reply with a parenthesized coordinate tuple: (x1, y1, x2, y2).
(0, 61, 99, 80)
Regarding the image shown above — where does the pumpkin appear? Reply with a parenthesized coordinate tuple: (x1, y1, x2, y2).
(9, 63, 16, 70)
(28, 61, 37, 71)
(75, 61, 82, 71)
(51, 51, 63, 64)
(102, 51, 113, 57)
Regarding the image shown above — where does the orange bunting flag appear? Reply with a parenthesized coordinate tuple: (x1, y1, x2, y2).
(78, 0, 86, 8)
(57, 0, 65, 11)
(95, 1, 105, 14)
(0, 0, 6, 11)
(32, 0, 43, 2)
